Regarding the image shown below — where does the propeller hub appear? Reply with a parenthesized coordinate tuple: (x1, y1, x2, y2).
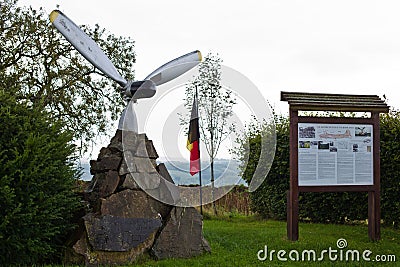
(124, 80, 157, 100)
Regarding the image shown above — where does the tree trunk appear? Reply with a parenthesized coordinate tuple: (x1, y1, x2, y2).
(209, 98, 217, 215)
(210, 158, 217, 215)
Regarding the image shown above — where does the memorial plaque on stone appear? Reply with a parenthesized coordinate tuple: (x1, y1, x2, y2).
(84, 214, 162, 252)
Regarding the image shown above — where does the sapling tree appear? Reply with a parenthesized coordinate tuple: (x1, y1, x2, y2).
(182, 53, 236, 215)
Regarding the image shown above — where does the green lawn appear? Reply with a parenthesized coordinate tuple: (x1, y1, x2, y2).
(134, 216, 399, 267)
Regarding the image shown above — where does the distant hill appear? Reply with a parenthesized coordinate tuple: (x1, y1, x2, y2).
(162, 159, 246, 186)
(78, 159, 246, 187)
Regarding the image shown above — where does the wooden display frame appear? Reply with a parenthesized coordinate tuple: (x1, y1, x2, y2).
(281, 91, 389, 241)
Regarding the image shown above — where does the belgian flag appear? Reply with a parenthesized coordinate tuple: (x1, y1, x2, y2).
(186, 95, 200, 176)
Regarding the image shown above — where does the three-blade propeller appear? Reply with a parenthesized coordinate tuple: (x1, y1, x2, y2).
(49, 10, 201, 100)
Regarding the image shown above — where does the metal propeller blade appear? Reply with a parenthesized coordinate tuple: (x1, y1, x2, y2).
(50, 10, 127, 87)
(50, 10, 202, 101)
(144, 50, 202, 86)
(124, 50, 202, 99)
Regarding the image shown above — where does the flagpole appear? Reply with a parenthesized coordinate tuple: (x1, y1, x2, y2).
(195, 85, 203, 216)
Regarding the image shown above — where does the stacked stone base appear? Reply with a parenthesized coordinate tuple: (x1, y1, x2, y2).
(65, 130, 210, 266)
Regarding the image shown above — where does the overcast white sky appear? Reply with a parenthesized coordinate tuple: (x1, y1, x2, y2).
(19, 0, 400, 160)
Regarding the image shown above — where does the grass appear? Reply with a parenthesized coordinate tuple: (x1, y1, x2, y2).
(132, 215, 399, 267)
(50, 215, 399, 266)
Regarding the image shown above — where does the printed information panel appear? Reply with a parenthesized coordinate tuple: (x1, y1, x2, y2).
(298, 123, 373, 186)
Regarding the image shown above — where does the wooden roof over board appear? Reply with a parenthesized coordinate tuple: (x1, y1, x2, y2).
(280, 91, 389, 113)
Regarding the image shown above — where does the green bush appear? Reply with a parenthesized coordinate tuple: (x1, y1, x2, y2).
(0, 89, 82, 265)
(299, 191, 368, 224)
(237, 111, 400, 227)
(380, 110, 400, 227)
(237, 115, 289, 220)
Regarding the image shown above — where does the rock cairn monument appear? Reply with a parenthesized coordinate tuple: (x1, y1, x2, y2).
(66, 130, 210, 265)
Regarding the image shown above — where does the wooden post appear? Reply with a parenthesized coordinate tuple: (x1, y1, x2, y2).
(369, 112, 381, 241)
(288, 109, 299, 241)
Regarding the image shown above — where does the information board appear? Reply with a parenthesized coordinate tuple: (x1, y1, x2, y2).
(298, 123, 373, 186)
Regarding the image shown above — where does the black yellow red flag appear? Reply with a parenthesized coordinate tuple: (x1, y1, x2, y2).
(186, 96, 200, 176)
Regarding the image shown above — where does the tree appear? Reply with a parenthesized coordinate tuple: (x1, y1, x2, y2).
(183, 53, 236, 215)
(0, 85, 82, 265)
(1, 0, 136, 151)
